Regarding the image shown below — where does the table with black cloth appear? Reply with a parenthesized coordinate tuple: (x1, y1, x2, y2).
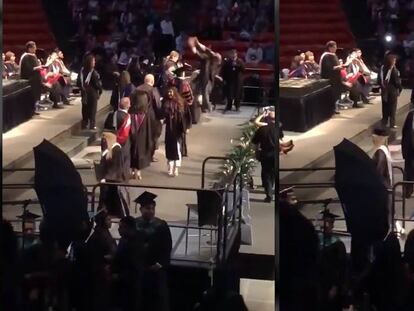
(3, 79, 35, 133)
(279, 78, 335, 132)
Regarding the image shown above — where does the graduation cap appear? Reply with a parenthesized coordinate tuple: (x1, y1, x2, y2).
(174, 66, 192, 79)
(17, 210, 41, 230)
(319, 209, 340, 220)
(134, 191, 157, 206)
(373, 127, 390, 137)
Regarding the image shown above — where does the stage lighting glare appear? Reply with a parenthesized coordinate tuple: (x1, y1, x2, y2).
(385, 34, 393, 42)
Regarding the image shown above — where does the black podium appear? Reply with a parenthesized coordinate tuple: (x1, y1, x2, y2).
(3, 79, 34, 132)
(279, 79, 335, 132)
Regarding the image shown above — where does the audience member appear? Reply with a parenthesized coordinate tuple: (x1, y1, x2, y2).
(245, 42, 263, 64)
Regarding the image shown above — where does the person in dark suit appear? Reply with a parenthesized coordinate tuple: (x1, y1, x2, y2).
(222, 49, 245, 112)
(19, 41, 43, 115)
(77, 54, 102, 130)
(135, 192, 172, 311)
(251, 109, 277, 202)
(402, 110, 414, 198)
(378, 54, 402, 129)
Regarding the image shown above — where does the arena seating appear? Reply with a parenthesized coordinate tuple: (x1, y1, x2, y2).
(280, 0, 355, 69)
(4, 0, 56, 56)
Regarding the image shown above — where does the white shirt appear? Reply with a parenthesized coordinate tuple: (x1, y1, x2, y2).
(160, 20, 174, 36)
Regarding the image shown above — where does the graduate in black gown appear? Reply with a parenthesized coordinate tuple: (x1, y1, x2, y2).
(110, 71, 136, 111)
(19, 41, 43, 115)
(372, 127, 393, 190)
(402, 110, 414, 198)
(85, 210, 117, 311)
(97, 132, 130, 218)
(129, 87, 154, 180)
(136, 74, 163, 162)
(378, 54, 402, 128)
(174, 67, 194, 157)
(111, 216, 145, 311)
(135, 192, 172, 311)
(77, 54, 102, 130)
(103, 97, 132, 179)
(188, 37, 222, 112)
(162, 87, 187, 176)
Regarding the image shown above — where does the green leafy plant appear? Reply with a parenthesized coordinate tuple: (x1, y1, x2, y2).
(219, 123, 258, 188)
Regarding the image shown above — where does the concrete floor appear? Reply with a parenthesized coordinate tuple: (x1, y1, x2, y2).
(2, 92, 274, 257)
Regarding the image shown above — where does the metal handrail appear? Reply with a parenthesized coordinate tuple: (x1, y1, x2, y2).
(392, 181, 414, 230)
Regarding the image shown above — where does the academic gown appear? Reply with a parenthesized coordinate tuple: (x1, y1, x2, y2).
(372, 147, 392, 190)
(20, 53, 42, 105)
(111, 233, 145, 311)
(136, 217, 172, 311)
(129, 89, 154, 170)
(402, 110, 414, 197)
(98, 144, 130, 218)
(103, 110, 131, 177)
(320, 53, 343, 102)
(176, 79, 193, 156)
(85, 227, 117, 311)
(110, 83, 136, 111)
(162, 100, 186, 161)
(136, 83, 163, 154)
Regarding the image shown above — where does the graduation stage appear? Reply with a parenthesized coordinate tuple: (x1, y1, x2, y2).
(280, 89, 414, 253)
(3, 92, 275, 310)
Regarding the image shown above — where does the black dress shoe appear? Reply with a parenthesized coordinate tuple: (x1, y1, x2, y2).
(53, 104, 64, 109)
(264, 196, 272, 203)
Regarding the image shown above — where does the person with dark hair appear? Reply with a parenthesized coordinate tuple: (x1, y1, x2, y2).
(111, 216, 145, 311)
(129, 85, 154, 180)
(378, 53, 402, 128)
(189, 37, 222, 112)
(320, 41, 352, 112)
(221, 49, 245, 112)
(174, 67, 194, 156)
(251, 109, 277, 202)
(77, 54, 102, 130)
(85, 210, 117, 311)
(127, 55, 144, 86)
(162, 87, 187, 176)
(135, 192, 172, 311)
(19, 41, 43, 115)
(110, 71, 136, 111)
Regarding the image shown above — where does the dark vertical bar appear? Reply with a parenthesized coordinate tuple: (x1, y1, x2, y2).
(274, 0, 280, 309)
